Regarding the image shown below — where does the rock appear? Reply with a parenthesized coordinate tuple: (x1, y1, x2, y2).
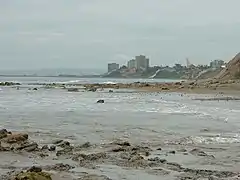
(16, 142, 38, 152)
(0, 129, 8, 139)
(12, 171, 52, 180)
(161, 87, 169, 90)
(168, 150, 176, 154)
(67, 88, 79, 92)
(27, 166, 42, 173)
(109, 90, 113, 92)
(49, 145, 56, 151)
(156, 147, 162, 151)
(97, 100, 104, 103)
(72, 152, 107, 162)
(148, 157, 167, 164)
(80, 174, 112, 180)
(57, 141, 70, 148)
(112, 140, 131, 146)
(79, 142, 91, 149)
(2, 133, 28, 144)
(88, 87, 97, 92)
(175, 82, 182, 85)
(43, 163, 74, 172)
(52, 139, 63, 145)
(56, 147, 73, 156)
(41, 145, 49, 150)
(190, 148, 213, 157)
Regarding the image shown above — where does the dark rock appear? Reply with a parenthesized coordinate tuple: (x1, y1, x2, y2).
(168, 150, 176, 154)
(58, 141, 70, 148)
(145, 151, 150, 156)
(161, 87, 169, 90)
(111, 146, 126, 152)
(67, 88, 79, 92)
(27, 166, 42, 173)
(38, 152, 49, 158)
(16, 142, 38, 152)
(112, 140, 131, 146)
(52, 139, 63, 145)
(56, 147, 73, 156)
(33, 87, 38, 91)
(109, 90, 113, 92)
(148, 157, 167, 164)
(97, 99, 104, 103)
(41, 145, 49, 150)
(156, 147, 162, 151)
(0, 129, 8, 139)
(88, 87, 97, 92)
(79, 142, 91, 149)
(49, 145, 56, 151)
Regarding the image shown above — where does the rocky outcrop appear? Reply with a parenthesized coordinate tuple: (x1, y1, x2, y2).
(97, 100, 104, 103)
(11, 166, 52, 180)
(0, 129, 38, 152)
(0, 82, 21, 86)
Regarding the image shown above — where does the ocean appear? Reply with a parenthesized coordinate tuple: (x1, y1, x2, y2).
(0, 77, 240, 179)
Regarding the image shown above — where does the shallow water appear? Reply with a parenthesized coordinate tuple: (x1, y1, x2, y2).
(1, 83, 240, 179)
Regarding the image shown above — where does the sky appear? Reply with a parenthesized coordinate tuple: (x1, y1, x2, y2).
(1, 0, 240, 71)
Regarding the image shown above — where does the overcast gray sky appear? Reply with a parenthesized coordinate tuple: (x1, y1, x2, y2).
(1, 0, 240, 70)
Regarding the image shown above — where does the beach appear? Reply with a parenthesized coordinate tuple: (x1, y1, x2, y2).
(1, 77, 240, 179)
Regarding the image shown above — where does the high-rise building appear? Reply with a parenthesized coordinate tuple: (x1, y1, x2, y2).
(135, 55, 149, 70)
(127, 59, 137, 69)
(108, 63, 119, 72)
(210, 59, 225, 68)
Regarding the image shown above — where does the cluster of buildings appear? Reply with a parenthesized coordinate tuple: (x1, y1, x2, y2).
(108, 55, 150, 73)
(210, 59, 225, 68)
(107, 55, 227, 76)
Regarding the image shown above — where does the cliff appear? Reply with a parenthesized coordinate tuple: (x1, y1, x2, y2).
(215, 52, 240, 80)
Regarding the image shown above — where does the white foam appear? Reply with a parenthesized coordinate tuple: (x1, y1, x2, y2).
(103, 81, 116, 85)
(191, 136, 240, 144)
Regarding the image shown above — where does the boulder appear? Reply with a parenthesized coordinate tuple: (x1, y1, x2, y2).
(0, 129, 8, 139)
(161, 87, 169, 90)
(49, 145, 56, 151)
(12, 171, 52, 180)
(67, 88, 79, 92)
(2, 133, 28, 144)
(97, 100, 104, 103)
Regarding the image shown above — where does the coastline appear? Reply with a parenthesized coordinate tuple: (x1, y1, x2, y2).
(79, 79, 240, 97)
(1, 77, 240, 97)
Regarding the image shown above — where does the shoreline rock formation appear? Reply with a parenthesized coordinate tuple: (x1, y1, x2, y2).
(1, 128, 240, 180)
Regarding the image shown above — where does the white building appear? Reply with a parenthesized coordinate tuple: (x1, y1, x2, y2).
(210, 59, 225, 69)
(127, 59, 137, 69)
